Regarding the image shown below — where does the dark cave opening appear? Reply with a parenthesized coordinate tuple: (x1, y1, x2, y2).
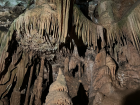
(72, 83, 89, 105)
(77, 45, 87, 57)
(123, 90, 140, 105)
(72, 65, 79, 78)
(97, 37, 102, 52)
(103, 28, 107, 46)
(0, 26, 8, 32)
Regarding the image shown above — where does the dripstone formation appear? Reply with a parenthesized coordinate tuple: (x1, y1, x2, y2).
(0, 0, 140, 105)
(45, 68, 72, 105)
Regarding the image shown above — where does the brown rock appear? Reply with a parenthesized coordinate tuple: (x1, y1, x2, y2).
(92, 66, 110, 87)
(99, 82, 115, 96)
(106, 55, 116, 80)
(89, 66, 112, 98)
(117, 69, 140, 89)
(65, 74, 80, 98)
(93, 92, 104, 105)
(94, 49, 106, 69)
(93, 75, 112, 91)
(1, 97, 9, 105)
(64, 57, 70, 74)
(10, 90, 21, 105)
(84, 48, 96, 83)
(35, 0, 48, 6)
(126, 42, 140, 66)
(45, 68, 73, 105)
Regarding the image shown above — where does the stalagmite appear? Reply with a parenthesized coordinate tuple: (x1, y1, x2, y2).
(45, 68, 73, 105)
(106, 55, 116, 80)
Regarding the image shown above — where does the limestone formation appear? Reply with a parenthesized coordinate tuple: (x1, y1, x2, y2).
(84, 48, 96, 83)
(106, 55, 116, 80)
(45, 68, 73, 105)
(94, 49, 106, 69)
(93, 92, 104, 105)
(1, 0, 140, 105)
(69, 46, 80, 71)
(68, 46, 84, 78)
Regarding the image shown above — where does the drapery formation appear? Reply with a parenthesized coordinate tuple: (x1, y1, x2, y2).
(73, 5, 104, 49)
(73, 0, 140, 54)
(1, 0, 140, 64)
(9, 3, 58, 51)
(99, 0, 140, 53)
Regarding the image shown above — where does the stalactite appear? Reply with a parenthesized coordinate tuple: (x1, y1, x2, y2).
(57, 0, 70, 43)
(73, 5, 103, 49)
(100, 0, 140, 53)
(64, 0, 70, 43)
(97, 25, 105, 48)
(64, 57, 69, 74)
(57, 0, 62, 43)
(5, 3, 59, 52)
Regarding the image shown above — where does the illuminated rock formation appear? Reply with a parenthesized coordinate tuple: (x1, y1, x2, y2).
(106, 55, 116, 80)
(1, 0, 140, 105)
(45, 68, 73, 105)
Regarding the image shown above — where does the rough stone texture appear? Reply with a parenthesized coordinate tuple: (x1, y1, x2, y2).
(94, 49, 106, 69)
(126, 42, 140, 66)
(0, 97, 9, 105)
(65, 74, 80, 98)
(1, 0, 140, 105)
(45, 68, 73, 105)
(117, 67, 140, 89)
(84, 48, 96, 83)
(10, 90, 21, 105)
(106, 55, 116, 80)
(99, 82, 115, 96)
(93, 92, 104, 105)
(52, 64, 62, 81)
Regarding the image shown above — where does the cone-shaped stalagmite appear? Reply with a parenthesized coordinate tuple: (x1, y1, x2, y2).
(45, 68, 73, 105)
